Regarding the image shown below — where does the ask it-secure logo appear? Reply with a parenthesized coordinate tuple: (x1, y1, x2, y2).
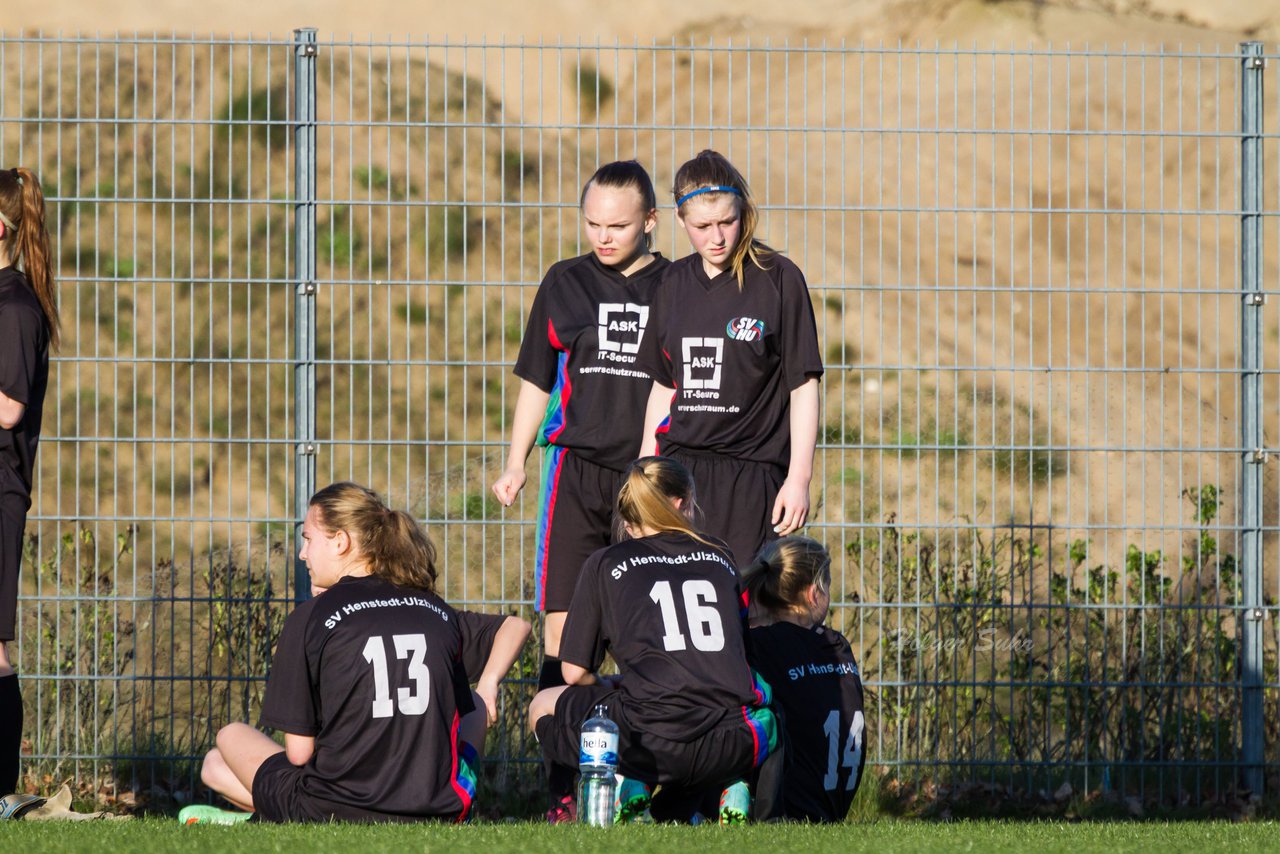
(598, 302, 650, 354)
(725, 317, 764, 342)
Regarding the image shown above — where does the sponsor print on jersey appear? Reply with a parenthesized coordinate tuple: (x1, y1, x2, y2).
(597, 302, 650, 354)
(681, 337, 724, 390)
(725, 316, 765, 342)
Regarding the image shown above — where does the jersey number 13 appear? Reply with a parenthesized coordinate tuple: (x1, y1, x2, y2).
(361, 634, 431, 719)
(649, 579, 725, 652)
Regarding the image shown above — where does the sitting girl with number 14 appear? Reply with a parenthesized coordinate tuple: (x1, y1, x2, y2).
(188, 482, 529, 824)
(744, 536, 865, 823)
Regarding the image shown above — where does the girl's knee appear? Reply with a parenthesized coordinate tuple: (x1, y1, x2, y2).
(214, 721, 252, 751)
(200, 747, 226, 789)
(528, 696, 552, 733)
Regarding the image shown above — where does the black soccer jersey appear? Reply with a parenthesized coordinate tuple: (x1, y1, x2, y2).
(634, 252, 823, 467)
(258, 575, 479, 820)
(513, 252, 669, 471)
(0, 266, 50, 497)
(559, 531, 759, 742)
(748, 621, 866, 822)
(455, 609, 505, 682)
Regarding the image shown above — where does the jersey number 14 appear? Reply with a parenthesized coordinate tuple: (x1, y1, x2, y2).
(649, 579, 725, 652)
(361, 634, 431, 719)
(822, 709, 865, 792)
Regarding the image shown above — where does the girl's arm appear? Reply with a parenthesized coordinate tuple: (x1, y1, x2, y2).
(638, 380, 675, 458)
(0, 388, 25, 429)
(284, 733, 316, 766)
(492, 380, 552, 506)
(475, 615, 533, 724)
(772, 377, 820, 535)
(561, 661, 598, 686)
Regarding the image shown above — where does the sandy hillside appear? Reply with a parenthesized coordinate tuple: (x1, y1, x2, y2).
(11, 0, 1280, 42)
(9, 0, 1280, 570)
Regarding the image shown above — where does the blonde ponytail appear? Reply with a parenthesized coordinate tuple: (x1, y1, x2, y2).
(616, 456, 726, 554)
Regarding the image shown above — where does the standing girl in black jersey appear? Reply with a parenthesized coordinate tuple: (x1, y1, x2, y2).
(0, 167, 59, 800)
(528, 456, 778, 825)
(636, 150, 822, 570)
(187, 482, 529, 824)
(744, 536, 865, 822)
(493, 161, 668, 693)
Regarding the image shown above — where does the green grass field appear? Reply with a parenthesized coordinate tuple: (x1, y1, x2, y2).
(4, 820, 1278, 854)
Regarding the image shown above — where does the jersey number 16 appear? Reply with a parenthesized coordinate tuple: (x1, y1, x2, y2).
(649, 579, 725, 652)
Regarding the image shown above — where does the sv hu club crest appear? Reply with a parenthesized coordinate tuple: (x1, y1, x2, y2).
(725, 317, 764, 342)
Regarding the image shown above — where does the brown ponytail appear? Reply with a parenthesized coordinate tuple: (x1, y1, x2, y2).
(616, 456, 724, 553)
(743, 536, 832, 617)
(0, 167, 60, 350)
(309, 481, 438, 591)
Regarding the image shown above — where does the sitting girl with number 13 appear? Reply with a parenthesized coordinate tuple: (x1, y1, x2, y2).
(190, 482, 529, 824)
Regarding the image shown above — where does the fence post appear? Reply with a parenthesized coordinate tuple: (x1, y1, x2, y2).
(1239, 39, 1265, 798)
(293, 27, 318, 602)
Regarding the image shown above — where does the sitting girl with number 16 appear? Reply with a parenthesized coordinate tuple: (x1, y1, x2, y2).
(528, 456, 778, 825)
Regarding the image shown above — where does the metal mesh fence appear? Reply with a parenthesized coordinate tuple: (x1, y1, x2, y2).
(0, 32, 1277, 806)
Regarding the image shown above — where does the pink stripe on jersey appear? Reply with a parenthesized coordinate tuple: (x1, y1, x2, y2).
(448, 711, 473, 822)
(546, 319, 572, 445)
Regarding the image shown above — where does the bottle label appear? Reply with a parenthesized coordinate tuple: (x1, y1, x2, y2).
(579, 731, 619, 766)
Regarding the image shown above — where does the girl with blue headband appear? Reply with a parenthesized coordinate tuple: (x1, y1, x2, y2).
(636, 150, 823, 572)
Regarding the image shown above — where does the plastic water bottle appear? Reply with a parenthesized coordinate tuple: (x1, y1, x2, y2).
(578, 703, 619, 827)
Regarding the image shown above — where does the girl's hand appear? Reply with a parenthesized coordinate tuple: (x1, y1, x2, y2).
(475, 677, 500, 725)
(492, 467, 527, 507)
(771, 477, 810, 536)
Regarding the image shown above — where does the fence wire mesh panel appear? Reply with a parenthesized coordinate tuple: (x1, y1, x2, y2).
(0, 34, 298, 800)
(1, 33, 1278, 807)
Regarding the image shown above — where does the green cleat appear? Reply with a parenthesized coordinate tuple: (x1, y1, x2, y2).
(718, 779, 750, 826)
(178, 805, 253, 826)
(615, 777, 652, 824)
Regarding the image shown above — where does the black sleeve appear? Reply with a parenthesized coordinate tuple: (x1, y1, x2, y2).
(558, 551, 608, 672)
(633, 279, 676, 387)
(777, 257, 824, 391)
(455, 609, 506, 683)
(257, 604, 320, 736)
(0, 303, 44, 406)
(512, 268, 560, 392)
(452, 652, 477, 718)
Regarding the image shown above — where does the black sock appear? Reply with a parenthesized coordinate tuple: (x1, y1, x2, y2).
(0, 673, 21, 795)
(538, 656, 566, 692)
(547, 761, 576, 803)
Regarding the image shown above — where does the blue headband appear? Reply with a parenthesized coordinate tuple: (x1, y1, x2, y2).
(676, 185, 742, 207)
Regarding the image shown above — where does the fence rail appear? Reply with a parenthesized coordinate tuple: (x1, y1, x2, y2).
(1, 31, 1278, 808)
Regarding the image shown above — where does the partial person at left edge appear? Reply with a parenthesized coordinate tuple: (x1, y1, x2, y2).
(0, 166, 60, 802)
